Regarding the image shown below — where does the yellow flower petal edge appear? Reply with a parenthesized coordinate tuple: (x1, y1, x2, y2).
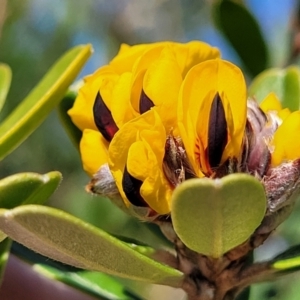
(178, 59, 247, 175)
(272, 111, 300, 166)
(110, 41, 220, 74)
(80, 129, 109, 176)
(260, 92, 282, 113)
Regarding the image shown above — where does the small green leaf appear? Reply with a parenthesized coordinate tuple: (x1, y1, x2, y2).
(0, 63, 12, 112)
(248, 66, 300, 110)
(171, 174, 266, 258)
(34, 265, 140, 300)
(57, 87, 82, 149)
(0, 171, 62, 209)
(0, 205, 183, 287)
(0, 44, 93, 161)
(271, 244, 300, 274)
(0, 172, 62, 242)
(213, 0, 268, 77)
(0, 238, 12, 285)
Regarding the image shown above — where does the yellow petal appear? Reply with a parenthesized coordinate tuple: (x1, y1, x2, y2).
(80, 129, 109, 176)
(178, 59, 247, 174)
(140, 131, 172, 214)
(127, 138, 172, 214)
(124, 41, 220, 123)
(110, 42, 167, 73)
(109, 110, 171, 214)
(278, 108, 291, 121)
(132, 44, 166, 74)
(130, 44, 172, 113)
(113, 41, 220, 76)
(260, 92, 282, 113)
(143, 47, 182, 129)
(110, 72, 139, 127)
(272, 111, 300, 166)
(68, 88, 97, 132)
(131, 68, 146, 113)
(170, 41, 220, 77)
(127, 141, 149, 180)
(68, 66, 118, 131)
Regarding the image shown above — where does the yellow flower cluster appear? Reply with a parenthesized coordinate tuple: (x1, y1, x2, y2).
(68, 41, 300, 217)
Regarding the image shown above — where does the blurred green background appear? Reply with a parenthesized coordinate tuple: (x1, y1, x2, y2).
(1, 0, 300, 299)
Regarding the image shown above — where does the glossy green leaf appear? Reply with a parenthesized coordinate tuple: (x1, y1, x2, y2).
(57, 86, 82, 149)
(34, 265, 140, 300)
(171, 174, 266, 258)
(213, 0, 268, 76)
(0, 172, 62, 209)
(0, 63, 12, 112)
(0, 205, 184, 286)
(0, 238, 12, 285)
(0, 44, 92, 161)
(271, 244, 300, 274)
(248, 66, 300, 110)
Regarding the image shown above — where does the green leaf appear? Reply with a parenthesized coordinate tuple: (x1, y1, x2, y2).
(213, 0, 268, 77)
(248, 66, 300, 110)
(0, 172, 62, 242)
(0, 238, 12, 285)
(0, 205, 184, 287)
(0, 44, 93, 161)
(171, 174, 266, 258)
(0, 172, 62, 209)
(57, 85, 82, 149)
(34, 265, 141, 300)
(0, 63, 12, 112)
(271, 244, 300, 274)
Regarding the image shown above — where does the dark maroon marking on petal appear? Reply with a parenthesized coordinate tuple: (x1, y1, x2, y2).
(122, 165, 148, 207)
(139, 90, 154, 114)
(93, 93, 118, 141)
(208, 93, 228, 168)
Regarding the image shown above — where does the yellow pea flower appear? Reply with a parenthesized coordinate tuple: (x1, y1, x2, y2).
(69, 40, 300, 219)
(178, 59, 247, 176)
(68, 41, 220, 195)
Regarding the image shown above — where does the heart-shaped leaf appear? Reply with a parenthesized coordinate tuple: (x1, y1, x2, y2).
(248, 66, 300, 110)
(0, 63, 12, 112)
(171, 174, 266, 258)
(0, 44, 92, 161)
(213, 0, 268, 77)
(34, 265, 142, 300)
(0, 172, 62, 209)
(0, 205, 183, 287)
